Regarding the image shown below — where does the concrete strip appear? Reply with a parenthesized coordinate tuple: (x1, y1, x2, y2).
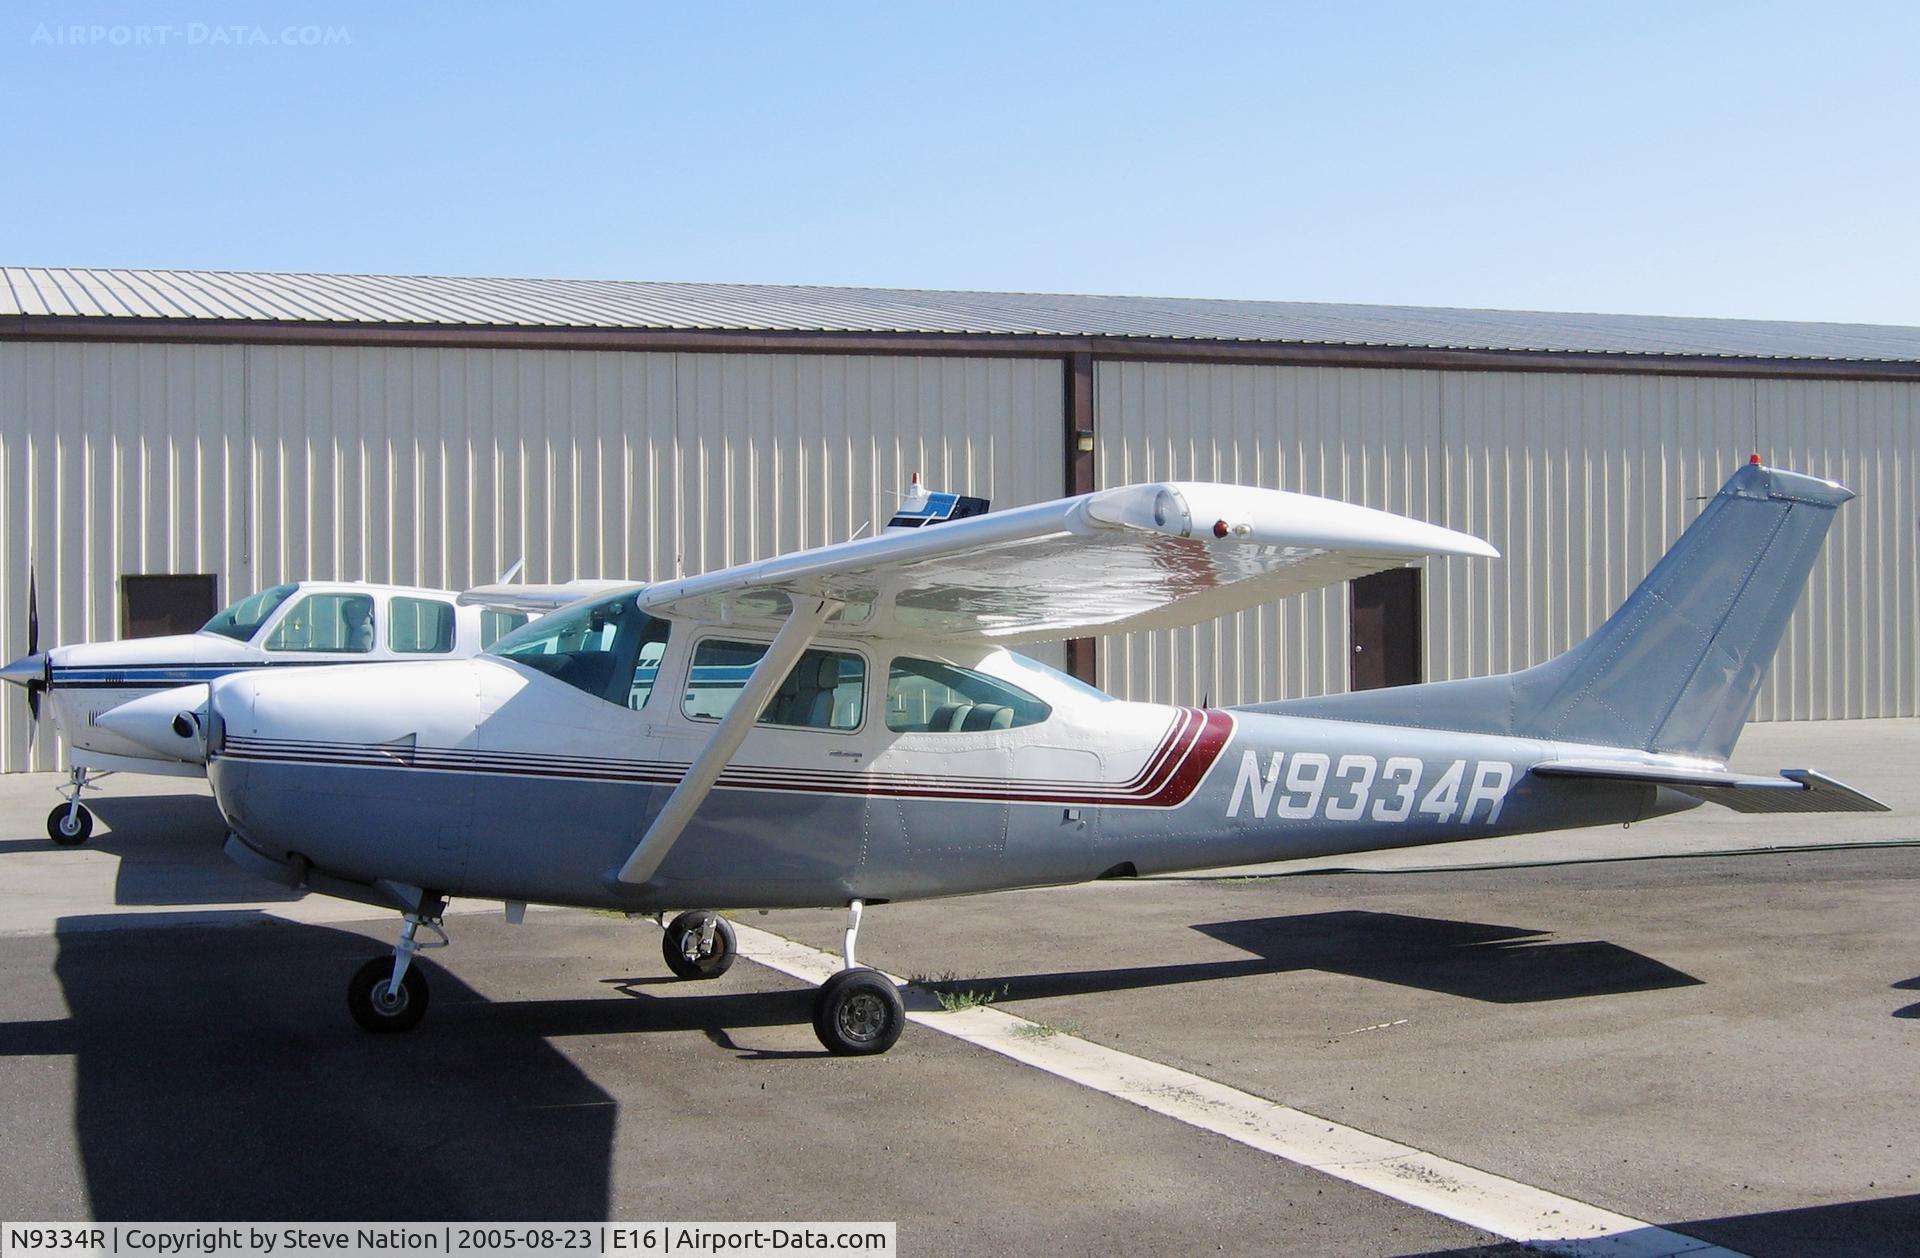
(730, 919, 1743, 1258)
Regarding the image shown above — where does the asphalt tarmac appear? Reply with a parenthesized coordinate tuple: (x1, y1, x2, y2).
(1, 719, 1915, 1255)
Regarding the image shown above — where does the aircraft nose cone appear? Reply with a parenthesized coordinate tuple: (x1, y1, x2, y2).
(0, 653, 47, 687)
(96, 684, 211, 763)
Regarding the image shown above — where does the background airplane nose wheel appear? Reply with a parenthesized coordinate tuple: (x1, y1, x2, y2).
(812, 968, 904, 1055)
(46, 803, 93, 846)
(661, 909, 737, 980)
(346, 956, 430, 1033)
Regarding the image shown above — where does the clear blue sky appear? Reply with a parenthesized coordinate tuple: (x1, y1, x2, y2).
(4, 2, 1917, 324)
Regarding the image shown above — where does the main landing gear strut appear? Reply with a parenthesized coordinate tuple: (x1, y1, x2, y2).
(660, 899, 904, 1055)
(46, 766, 100, 845)
(810, 899, 905, 1056)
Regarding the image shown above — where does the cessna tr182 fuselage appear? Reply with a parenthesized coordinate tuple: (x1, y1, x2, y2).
(101, 463, 1885, 1054)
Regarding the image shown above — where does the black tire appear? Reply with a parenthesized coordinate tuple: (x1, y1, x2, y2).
(662, 910, 737, 980)
(346, 956, 430, 1033)
(47, 803, 92, 846)
(812, 967, 905, 1056)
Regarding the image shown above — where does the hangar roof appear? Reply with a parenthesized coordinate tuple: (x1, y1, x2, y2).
(5, 265, 1920, 365)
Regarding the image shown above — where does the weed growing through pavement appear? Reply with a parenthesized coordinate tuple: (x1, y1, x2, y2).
(1011, 1020, 1082, 1040)
(911, 971, 1010, 1012)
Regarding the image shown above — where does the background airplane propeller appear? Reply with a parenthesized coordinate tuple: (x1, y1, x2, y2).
(24, 560, 43, 757)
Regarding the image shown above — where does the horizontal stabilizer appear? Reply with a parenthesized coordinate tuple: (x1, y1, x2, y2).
(1532, 760, 1888, 813)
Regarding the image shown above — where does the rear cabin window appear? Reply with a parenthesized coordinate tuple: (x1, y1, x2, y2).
(264, 592, 377, 653)
(684, 639, 866, 731)
(489, 593, 669, 709)
(389, 596, 456, 654)
(886, 658, 1051, 732)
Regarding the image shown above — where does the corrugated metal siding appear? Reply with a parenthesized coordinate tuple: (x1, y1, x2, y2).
(1096, 361, 1918, 725)
(9, 267, 1920, 362)
(0, 344, 1063, 771)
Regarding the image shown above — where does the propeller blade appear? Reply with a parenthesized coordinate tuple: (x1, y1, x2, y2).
(24, 558, 41, 763)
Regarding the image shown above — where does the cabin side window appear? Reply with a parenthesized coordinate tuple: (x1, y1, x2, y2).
(683, 639, 867, 731)
(389, 596, 456, 654)
(489, 594, 670, 709)
(885, 658, 1051, 732)
(264, 592, 377, 653)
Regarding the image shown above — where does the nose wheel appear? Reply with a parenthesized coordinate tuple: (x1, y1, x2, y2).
(347, 956, 429, 1032)
(46, 767, 98, 845)
(46, 802, 94, 845)
(348, 900, 447, 1033)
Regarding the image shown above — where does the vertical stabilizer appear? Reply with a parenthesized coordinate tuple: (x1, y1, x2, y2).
(1255, 460, 1853, 761)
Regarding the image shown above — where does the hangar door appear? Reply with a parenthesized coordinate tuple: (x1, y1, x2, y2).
(1348, 569, 1421, 691)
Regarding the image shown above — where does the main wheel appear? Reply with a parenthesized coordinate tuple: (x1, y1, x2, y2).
(46, 803, 93, 846)
(662, 910, 737, 980)
(346, 957, 430, 1033)
(812, 967, 905, 1056)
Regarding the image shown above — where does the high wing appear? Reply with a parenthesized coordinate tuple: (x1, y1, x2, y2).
(636, 482, 1497, 643)
(1531, 760, 1889, 813)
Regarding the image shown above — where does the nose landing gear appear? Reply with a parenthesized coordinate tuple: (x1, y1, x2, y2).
(348, 900, 448, 1033)
(46, 767, 98, 845)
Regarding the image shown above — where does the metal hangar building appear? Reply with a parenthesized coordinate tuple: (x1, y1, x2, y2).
(4, 266, 1917, 772)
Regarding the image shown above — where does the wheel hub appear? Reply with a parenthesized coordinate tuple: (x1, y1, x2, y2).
(370, 980, 409, 1016)
(837, 991, 887, 1042)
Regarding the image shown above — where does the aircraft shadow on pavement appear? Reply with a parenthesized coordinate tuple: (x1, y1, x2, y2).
(1893, 975, 1920, 1019)
(928, 910, 1700, 1006)
(1195, 911, 1702, 1003)
(0, 912, 614, 1220)
(1407, 1191, 1920, 1258)
(5, 790, 304, 907)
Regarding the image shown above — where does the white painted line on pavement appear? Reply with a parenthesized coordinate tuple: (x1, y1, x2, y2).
(730, 920, 1744, 1258)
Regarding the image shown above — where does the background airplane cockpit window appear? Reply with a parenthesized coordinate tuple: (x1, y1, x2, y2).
(201, 583, 298, 643)
(887, 658, 1051, 732)
(264, 592, 377, 653)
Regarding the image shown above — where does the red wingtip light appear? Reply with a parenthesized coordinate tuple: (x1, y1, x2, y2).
(1212, 519, 1230, 539)
(1749, 453, 1763, 465)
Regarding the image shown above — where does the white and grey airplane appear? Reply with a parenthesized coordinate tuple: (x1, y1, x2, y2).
(0, 578, 547, 843)
(100, 460, 1884, 1055)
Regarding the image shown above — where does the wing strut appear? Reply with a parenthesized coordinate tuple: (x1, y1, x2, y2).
(614, 595, 842, 886)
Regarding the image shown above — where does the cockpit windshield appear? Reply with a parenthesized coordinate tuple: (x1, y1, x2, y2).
(488, 592, 669, 708)
(200, 583, 297, 643)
